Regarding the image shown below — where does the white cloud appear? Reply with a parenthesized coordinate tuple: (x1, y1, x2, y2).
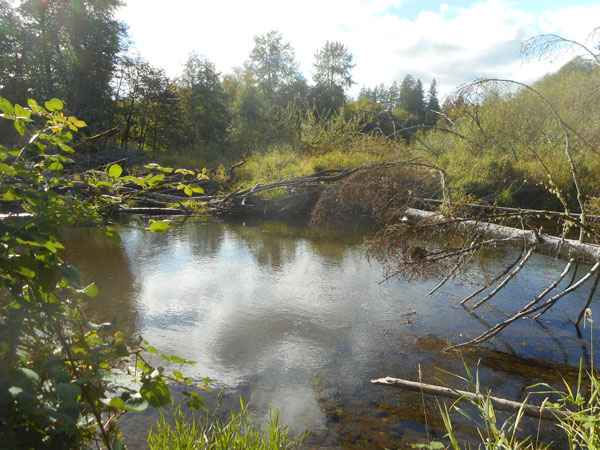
(117, 0, 600, 98)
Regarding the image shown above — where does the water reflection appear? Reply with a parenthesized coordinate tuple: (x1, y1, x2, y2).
(63, 219, 600, 448)
(60, 227, 138, 336)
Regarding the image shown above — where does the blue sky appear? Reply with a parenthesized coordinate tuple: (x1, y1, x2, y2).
(389, 0, 599, 19)
(117, 0, 600, 98)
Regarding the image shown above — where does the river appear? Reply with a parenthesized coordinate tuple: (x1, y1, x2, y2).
(61, 218, 600, 448)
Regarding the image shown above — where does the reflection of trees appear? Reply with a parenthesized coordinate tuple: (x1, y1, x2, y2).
(229, 222, 300, 271)
(184, 221, 226, 260)
(226, 220, 366, 271)
(60, 228, 137, 336)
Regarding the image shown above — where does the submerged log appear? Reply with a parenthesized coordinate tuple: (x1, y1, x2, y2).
(371, 376, 569, 421)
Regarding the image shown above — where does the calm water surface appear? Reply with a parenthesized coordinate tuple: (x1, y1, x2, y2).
(62, 219, 600, 448)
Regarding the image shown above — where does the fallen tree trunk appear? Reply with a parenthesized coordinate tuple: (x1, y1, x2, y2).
(371, 376, 570, 421)
(421, 198, 600, 223)
(402, 207, 600, 264)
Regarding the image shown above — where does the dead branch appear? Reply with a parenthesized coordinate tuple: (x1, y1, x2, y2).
(459, 250, 525, 305)
(370, 376, 569, 421)
(470, 247, 536, 311)
(450, 262, 600, 350)
(576, 270, 600, 326)
(73, 126, 120, 151)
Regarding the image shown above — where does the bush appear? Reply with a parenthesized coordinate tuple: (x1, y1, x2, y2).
(0, 97, 201, 449)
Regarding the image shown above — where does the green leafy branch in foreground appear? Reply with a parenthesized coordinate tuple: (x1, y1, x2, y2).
(0, 97, 204, 449)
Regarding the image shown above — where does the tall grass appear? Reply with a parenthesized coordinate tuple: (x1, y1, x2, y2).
(147, 396, 307, 450)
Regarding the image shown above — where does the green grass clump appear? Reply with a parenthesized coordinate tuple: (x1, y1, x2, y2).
(148, 397, 307, 450)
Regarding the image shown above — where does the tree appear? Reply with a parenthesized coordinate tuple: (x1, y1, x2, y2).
(425, 78, 441, 127)
(312, 41, 355, 112)
(0, 97, 202, 449)
(399, 75, 425, 122)
(0, 0, 125, 128)
(245, 30, 302, 104)
(178, 53, 230, 148)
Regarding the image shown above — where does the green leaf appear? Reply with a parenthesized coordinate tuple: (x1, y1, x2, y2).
(45, 98, 64, 111)
(0, 97, 14, 115)
(27, 99, 45, 113)
(14, 120, 26, 135)
(123, 395, 149, 413)
(14, 104, 30, 119)
(58, 143, 74, 153)
(105, 226, 121, 243)
(106, 397, 126, 409)
(122, 176, 147, 188)
(111, 438, 126, 450)
(148, 174, 164, 186)
(141, 379, 171, 407)
(149, 220, 170, 232)
(19, 368, 40, 385)
(44, 240, 65, 253)
(85, 283, 99, 298)
(0, 163, 16, 175)
(108, 164, 123, 178)
(184, 185, 193, 196)
(170, 355, 186, 364)
(145, 345, 159, 355)
(55, 383, 82, 401)
(48, 161, 63, 171)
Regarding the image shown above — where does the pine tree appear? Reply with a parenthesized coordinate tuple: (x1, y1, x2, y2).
(425, 78, 441, 127)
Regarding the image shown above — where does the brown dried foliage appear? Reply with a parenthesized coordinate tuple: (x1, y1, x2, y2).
(309, 165, 437, 230)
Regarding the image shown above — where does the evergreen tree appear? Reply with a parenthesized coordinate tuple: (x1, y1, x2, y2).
(389, 80, 400, 110)
(413, 78, 425, 122)
(399, 74, 425, 121)
(399, 74, 416, 112)
(425, 78, 441, 127)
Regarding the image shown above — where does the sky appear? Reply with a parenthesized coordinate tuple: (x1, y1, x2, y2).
(116, 0, 600, 99)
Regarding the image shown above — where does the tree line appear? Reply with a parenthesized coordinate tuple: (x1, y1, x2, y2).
(0, 0, 441, 164)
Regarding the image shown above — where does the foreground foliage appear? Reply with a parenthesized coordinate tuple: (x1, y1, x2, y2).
(148, 397, 307, 450)
(0, 97, 202, 449)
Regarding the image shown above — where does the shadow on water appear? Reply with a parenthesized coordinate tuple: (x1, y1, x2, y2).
(60, 227, 138, 336)
(60, 218, 600, 448)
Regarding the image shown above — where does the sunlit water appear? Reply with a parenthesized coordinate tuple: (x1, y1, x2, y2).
(62, 219, 600, 448)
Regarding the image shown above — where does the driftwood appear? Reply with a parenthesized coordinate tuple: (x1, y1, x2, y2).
(422, 198, 600, 223)
(371, 376, 569, 421)
(209, 161, 420, 218)
(393, 207, 600, 349)
(402, 207, 600, 264)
